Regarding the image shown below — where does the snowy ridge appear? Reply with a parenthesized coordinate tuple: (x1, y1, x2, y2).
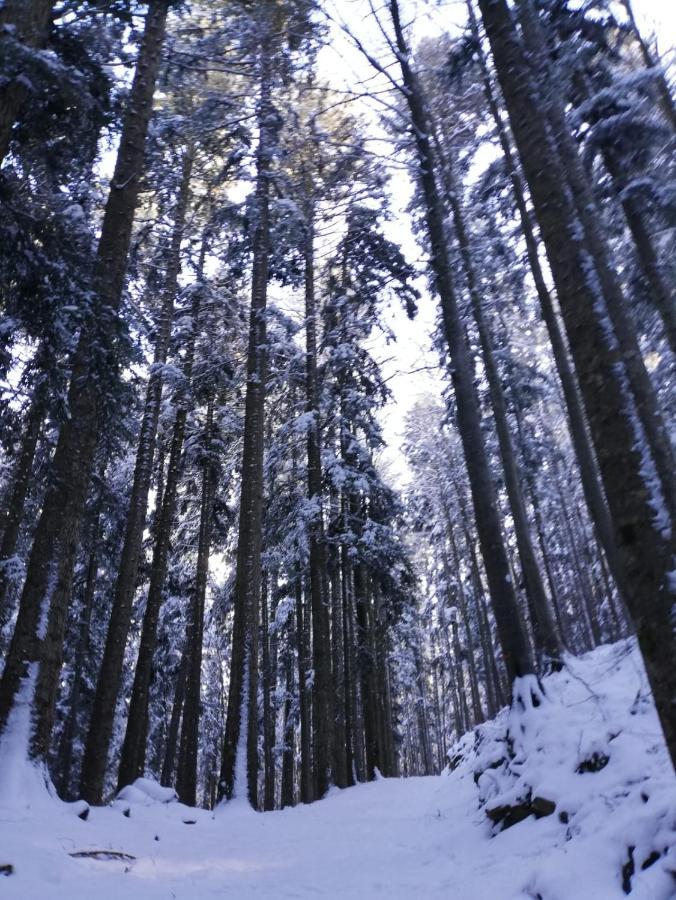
(0, 641, 674, 898)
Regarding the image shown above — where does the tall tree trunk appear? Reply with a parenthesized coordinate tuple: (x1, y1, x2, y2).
(467, 0, 627, 609)
(176, 395, 216, 806)
(602, 143, 676, 356)
(340, 498, 356, 787)
(80, 146, 194, 803)
(295, 574, 313, 804)
(509, 396, 569, 646)
(280, 616, 296, 809)
(55, 502, 102, 798)
(260, 574, 275, 811)
(0, 0, 55, 163)
(353, 558, 378, 780)
(442, 527, 484, 724)
(218, 43, 273, 807)
(389, 0, 534, 684)
(450, 464, 507, 710)
(0, 1, 168, 765)
(161, 650, 187, 787)
(116, 320, 199, 790)
(478, 0, 676, 768)
(434, 133, 562, 668)
(328, 490, 348, 788)
(303, 216, 334, 799)
(516, 0, 676, 522)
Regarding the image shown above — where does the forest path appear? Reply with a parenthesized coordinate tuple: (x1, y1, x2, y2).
(2, 643, 673, 898)
(0, 768, 540, 898)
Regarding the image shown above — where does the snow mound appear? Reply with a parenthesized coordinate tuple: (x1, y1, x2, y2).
(448, 639, 676, 898)
(116, 777, 178, 806)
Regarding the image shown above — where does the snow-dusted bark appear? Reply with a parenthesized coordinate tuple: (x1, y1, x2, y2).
(478, 0, 676, 769)
(0, 0, 168, 765)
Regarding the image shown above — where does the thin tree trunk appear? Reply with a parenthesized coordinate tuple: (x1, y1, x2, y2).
(353, 558, 378, 780)
(55, 504, 102, 798)
(450, 467, 506, 710)
(389, 0, 534, 684)
(260, 574, 275, 811)
(303, 216, 334, 799)
(467, 0, 627, 610)
(80, 146, 194, 803)
(443, 528, 483, 724)
(295, 574, 313, 804)
(218, 41, 274, 807)
(434, 133, 562, 667)
(280, 616, 296, 809)
(604, 146, 676, 355)
(161, 650, 187, 787)
(176, 395, 216, 806)
(340, 500, 356, 787)
(116, 335, 197, 790)
(329, 486, 348, 788)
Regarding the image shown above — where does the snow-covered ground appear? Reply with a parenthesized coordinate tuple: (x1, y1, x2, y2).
(0, 640, 674, 899)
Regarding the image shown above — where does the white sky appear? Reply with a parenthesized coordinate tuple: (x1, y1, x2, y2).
(315, 0, 675, 487)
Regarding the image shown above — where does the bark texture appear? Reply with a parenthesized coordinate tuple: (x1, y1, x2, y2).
(389, 0, 534, 683)
(0, 1, 168, 763)
(478, 0, 676, 769)
(80, 143, 193, 803)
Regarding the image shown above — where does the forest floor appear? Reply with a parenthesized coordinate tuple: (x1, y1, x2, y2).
(0, 641, 675, 899)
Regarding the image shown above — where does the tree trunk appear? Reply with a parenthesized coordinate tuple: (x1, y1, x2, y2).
(55, 504, 102, 798)
(603, 144, 676, 356)
(218, 43, 273, 807)
(161, 650, 187, 787)
(516, 0, 676, 522)
(0, 1, 168, 765)
(340, 500, 356, 787)
(328, 489, 348, 788)
(116, 337, 197, 791)
(80, 147, 195, 803)
(442, 527, 484, 724)
(176, 395, 216, 806)
(467, 0, 628, 612)
(434, 132, 562, 668)
(295, 574, 313, 804)
(353, 558, 378, 780)
(280, 615, 296, 809)
(478, 0, 676, 768)
(260, 574, 275, 811)
(389, 0, 534, 684)
(303, 216, 334, 799)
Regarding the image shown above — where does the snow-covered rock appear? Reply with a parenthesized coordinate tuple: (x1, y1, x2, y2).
(449, 639, 676, 898)
(116, 777, 178, 807)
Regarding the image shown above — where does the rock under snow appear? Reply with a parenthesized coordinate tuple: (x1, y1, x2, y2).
(116, 777, 178, 806)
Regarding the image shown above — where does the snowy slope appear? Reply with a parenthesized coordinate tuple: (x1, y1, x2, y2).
(0, 640, 674, 899)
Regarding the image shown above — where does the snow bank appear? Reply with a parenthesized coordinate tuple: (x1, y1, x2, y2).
(449, 639, 676, 898)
